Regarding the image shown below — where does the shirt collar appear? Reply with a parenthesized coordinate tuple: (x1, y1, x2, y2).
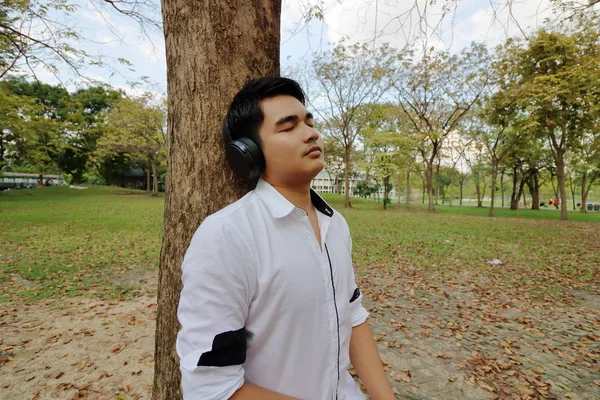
(255, 179, 334, 219)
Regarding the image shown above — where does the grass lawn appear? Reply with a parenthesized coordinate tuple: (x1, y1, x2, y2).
(0, 186, 163, 301)
(1, 186, 598, 302)
(322, 194, 599, 299)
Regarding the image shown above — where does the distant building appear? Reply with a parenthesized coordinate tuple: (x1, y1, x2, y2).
(310, 170, 397, 199)
(0, 172, 65, 190)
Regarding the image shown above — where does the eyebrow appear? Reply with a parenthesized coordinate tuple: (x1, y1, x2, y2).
(274, 112, 314, 126)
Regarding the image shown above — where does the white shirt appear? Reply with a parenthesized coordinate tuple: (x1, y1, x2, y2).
(176, 179, 369, 400)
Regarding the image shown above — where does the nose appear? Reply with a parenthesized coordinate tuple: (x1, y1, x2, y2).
(302, 122, 320, 143)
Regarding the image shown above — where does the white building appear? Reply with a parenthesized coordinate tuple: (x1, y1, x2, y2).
(310, 170, 398, 199)
(0, 172, 65, 190)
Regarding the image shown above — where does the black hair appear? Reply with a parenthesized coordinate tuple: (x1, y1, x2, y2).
(222, 77, 306, 183)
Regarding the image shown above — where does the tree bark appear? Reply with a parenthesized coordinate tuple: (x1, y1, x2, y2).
(146, 167, 151, 192)
(0, 137, 5, 171)
(152, 161, 158, 193)
(475, 172, 484, 208)
(581, 172, 588, 213)
(405, 165, 411, 206)
(489, 163, 498, 217)
(343, 146, 351, 208)
(383, 175, 390, 210)
(434, 158, 441, 206)
(527, 170, 540, 210)
(426, 159, 435, 212)
(153, 1, 281, 399)
(509, 168, 526, 211)
(569, 174, 577, 210)
(500, 171, 505, 208)
(550, 173, 559, 209)
(459, 175, 464, 205)
(556, 150, 568, 220)
(579, 171, 599, 214)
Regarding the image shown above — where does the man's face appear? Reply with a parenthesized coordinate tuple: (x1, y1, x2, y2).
(258, 95, 324, 185)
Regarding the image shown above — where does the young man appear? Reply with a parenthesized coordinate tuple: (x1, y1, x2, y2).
(176, 77, 395, 400)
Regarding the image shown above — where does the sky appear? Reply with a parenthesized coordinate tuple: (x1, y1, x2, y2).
(22, 0, 571, 97)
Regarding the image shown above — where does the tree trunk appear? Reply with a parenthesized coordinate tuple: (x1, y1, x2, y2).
(97, 165, 112, 186)
(550, 174, 559, 209)
(515, 176, 526, 210)
(529, 170, 540, 210)
(556, 151, 568, 220)
(475, 172, 484, 208)
(405, 165, 411, 206)
(476, 183, 483, 207)
(581, 172, 588, 213)
(152, 161, 158, 193)
(447, 171, 455, 206)
(343, 146, 351, 208)
(0, 137, 5, 171)
(146, 167, 151, 192)
(509, 170, 526, 211)
(434, 159, 441, 206)
(383, 175, 390, 210)
(489, 164, 498, 217)
(500, 171, 505, 208)
(425, 160, 435, 212)
(569, 174, 577, 210)
(153, 1, 281, 399)
(459, 176, 464, 205)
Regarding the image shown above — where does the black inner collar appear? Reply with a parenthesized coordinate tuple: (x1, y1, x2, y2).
(310, 190, 334, 217)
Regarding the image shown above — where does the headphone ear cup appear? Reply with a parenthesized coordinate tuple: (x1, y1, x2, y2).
(226, 137, 265, 182)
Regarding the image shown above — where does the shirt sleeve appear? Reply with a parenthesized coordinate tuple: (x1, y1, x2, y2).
(176, 216, 256, 400)
(349, 270, 370, 327)
(342, 216, 370, 327)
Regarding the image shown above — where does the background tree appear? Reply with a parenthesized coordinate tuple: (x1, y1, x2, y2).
(97, 95, 166, 191)
(358, 103, 404, 208)
(393, 43, 490, 212)
(308, 42, 396, 207)
(322, 135, 346, 194)
(574, 132, 600, 213)
(0, 84, 37, 170)
(57, 86, 122, 183)
(511, 28, 600, 220)
(463, 140, 489, 208)
(0, 77, 66, 173)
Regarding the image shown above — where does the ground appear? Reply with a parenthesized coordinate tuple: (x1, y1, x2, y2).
(0, 286, 156, 399)
(1, 268, 598, 399)
(1, 187, 599, 399)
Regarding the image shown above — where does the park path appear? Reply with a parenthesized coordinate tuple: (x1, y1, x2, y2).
(358, 264, 600, 400)
(1, 269, 599, 399)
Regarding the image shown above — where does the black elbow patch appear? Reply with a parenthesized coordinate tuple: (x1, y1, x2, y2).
(198, 328, 248, 367)
(350, 288, 361, 303)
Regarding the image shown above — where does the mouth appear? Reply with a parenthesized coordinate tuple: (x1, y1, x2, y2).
(305, 145, 322, 156)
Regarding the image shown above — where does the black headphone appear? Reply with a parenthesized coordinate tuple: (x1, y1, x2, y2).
(226, 137, 266, 182)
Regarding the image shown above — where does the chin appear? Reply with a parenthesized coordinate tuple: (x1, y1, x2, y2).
(306, 163, 324, 180)
(288, 165, 323, 184)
